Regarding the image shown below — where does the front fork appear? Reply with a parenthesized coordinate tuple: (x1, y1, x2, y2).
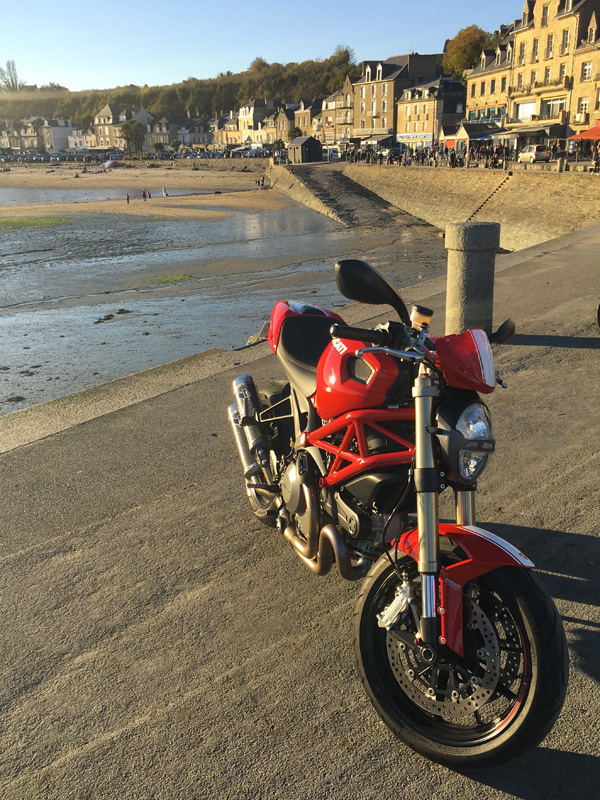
(412, 366, 476, 646)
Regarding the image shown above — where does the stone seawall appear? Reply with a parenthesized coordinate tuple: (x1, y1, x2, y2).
(343, 165, 600, 251)
(267, 165, 346, 224)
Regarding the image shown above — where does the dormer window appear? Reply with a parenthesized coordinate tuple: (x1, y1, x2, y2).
(481, 56, 486, 70)
(507, 47, 512, 64)
(496, 50, 501, 66)
(565, 0, 572, 11)
(376, 65, 382, 80)
(366, 66, 371, 81)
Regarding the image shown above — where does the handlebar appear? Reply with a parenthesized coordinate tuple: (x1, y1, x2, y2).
(355, 345, 425, 362)
(329, 323, 388, 346)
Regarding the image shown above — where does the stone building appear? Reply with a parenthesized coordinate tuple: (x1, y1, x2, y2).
(353, 53, 442, 147)
(294, 100, 323, 137)
(466, 1, 600, 148)
(396, 77, 466, 150)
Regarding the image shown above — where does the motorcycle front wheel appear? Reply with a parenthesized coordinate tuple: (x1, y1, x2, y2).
(354, 555, 568, 769)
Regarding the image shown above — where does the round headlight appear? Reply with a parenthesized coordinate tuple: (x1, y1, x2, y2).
(456, 404, 492, 440)
(435, 395, 495, 485)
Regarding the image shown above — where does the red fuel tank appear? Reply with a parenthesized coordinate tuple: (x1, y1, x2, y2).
(315, 338, 405, 420)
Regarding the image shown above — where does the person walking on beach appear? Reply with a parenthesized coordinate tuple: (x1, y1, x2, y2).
(126, 193, 130, 204)
(162, 186, 168, 197)
(142, 189, 147, 201)
(147, 190, 151, 199)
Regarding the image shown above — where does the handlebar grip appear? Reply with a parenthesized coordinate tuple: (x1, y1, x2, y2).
(329, 323, 387, 346)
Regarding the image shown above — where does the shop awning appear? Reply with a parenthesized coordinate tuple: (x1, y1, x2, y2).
(569, 125, 600, 140)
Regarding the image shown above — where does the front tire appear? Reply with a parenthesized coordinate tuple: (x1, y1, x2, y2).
(354, 556, 568, 769)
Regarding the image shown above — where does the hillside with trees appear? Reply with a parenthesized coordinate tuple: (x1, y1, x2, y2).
(0, 47, 361, 127)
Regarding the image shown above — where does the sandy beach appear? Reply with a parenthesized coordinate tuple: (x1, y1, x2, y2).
(0, 162, 277, 220)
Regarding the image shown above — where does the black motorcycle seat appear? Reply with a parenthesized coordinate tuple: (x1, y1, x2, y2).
(276, 314, 333, 398)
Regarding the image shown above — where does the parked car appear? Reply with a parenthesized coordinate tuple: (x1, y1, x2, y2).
(518, 144, 551, 163)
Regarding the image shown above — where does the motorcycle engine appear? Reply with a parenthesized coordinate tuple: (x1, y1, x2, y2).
(280, 460, 306, 515)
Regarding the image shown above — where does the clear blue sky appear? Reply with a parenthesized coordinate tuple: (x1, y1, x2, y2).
(2, 1, 520, 92)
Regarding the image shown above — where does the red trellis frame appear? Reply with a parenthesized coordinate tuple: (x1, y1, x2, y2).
(305, 408, 415, 488)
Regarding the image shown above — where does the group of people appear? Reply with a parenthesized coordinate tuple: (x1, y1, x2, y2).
(125, 186, 169, 204)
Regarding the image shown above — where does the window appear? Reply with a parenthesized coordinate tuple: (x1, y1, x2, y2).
(471, 83, 476, 97)
(382, 84, 387, 95)
(507, 47, 512, 64)
(413, 122, 418, 132)
(371, 119, 376, 128)
(480, 81, 485, 96)
(531, 71, 537, 85)
(376, 65, 382, 80)
(533, 38, 539, 61)
(491, 79, 496, 94)
(371, 85, 376, 97)
(501, 76, 507, 92)
(406, 105, 411, 117)
(589, 27, 596, 43)
(547, 34, 554, 58)
(481, 56, 486, 71)
(517, 73, 523, 89)
(565, 0, 572, 10)
(578, 97, 589, 114)
(361, 103, 365, 114)
(423, 122, 427, 131)
(559, 63, 567, 79)
(405, 123, 410, 132)
(496, 50, 501, 66)
(519, 42, 526, 64)
(382, 117, 386, 128)
(422, 104, 427, 114)
(561, 29, 569, 54)
(382, 100, 387, 112)
(545, 66, 551, 82)
(582, 62, 593, 81)
(542, 5, 549, 26)
(371, 101, 376, 114)
(365, 67, 371, 81)
(360, 87, 365, 98)
(361, 119, 365, 129)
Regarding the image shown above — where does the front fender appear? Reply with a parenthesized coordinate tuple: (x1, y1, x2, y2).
(396, 524, 534, 656)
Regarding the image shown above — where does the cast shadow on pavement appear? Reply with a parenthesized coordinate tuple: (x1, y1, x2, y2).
(509, 333, 600, 349)
(484, 522, 599, 684)
(461, 748, 600, 798)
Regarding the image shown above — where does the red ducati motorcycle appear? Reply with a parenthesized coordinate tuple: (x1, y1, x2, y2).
(229, 259, 568, 769)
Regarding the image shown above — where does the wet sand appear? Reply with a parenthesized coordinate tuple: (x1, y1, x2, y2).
(0, 165, 448, 413)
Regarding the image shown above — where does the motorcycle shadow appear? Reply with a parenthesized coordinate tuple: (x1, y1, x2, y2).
(459, 747, 600, 793)
(484, 521, 599, 686)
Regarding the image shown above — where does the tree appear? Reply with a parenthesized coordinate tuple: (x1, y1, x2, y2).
(0, 60, 25, 92)
(288, 126, 302, 142)
(121, 119, 146, 157)
(170, 139, 181, 152)
(442, 26, 495, 81)
(153, 141, 165, 154)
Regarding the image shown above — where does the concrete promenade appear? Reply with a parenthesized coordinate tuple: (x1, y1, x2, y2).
(0, 225, 598, 799)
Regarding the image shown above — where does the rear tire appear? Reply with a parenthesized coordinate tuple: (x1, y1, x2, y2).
(247, 382, 291, 528)
(354, 556, 568, 769)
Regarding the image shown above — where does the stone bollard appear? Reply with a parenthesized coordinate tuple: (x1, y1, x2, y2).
(444, 222, 501, 335)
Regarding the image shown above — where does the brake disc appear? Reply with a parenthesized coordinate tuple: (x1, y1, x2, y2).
(386, 598, 501, 721)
